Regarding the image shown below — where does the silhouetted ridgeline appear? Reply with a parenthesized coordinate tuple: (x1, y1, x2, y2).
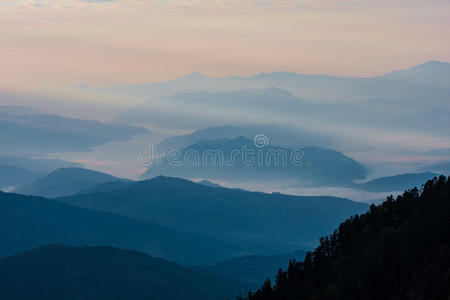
(60, 176, 368, 252)
(13, 167, 127, 198)
(0, 191, 244, 265)
(143, 137, 366, 186)
(0, 110, 147, 156)
(242, 175, 450, 300)
(0, 245, 243, 300)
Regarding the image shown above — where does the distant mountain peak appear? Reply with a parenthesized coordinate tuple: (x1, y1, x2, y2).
(420, 59, 450, 67)
(406, 60, 450, 72)
(47, 167, 116, 178)
(378, 59, 450, 84)
(259, 87, 299, 100)
(180, 72, 209, 80)
(252, 71, 301, 78)
(13, 167, 120, 198)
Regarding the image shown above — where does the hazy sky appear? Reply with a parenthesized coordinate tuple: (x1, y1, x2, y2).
(1, 0, 449, 89)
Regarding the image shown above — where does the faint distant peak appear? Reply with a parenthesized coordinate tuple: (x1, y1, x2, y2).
(252, 71, 303, 79)
(416, 60, 450, 68)
(377, 60, 450, 85)
(260, 86, 298, 99)
(0, 105, 43, 116)
(179, 72, 209, 80)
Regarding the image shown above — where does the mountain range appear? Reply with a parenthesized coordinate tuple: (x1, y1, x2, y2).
(59, 175, 368, 252)
(143, 136, 367, 186)
(0, 245, 244, 300)
(0, 191, 245, 265)
(104, 61, 450, 104)
(0, 109, 148, 156)
(0, 165, 44, 191)
(115, 85, 450, 138)
(157, 124, 335, 150)
(357, 172, 438, 192)
(0, 156, 82, 190)
(13, 167, 128, 198)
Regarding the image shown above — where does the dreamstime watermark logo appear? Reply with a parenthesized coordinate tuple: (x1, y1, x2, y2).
(254, 134, 269, 148)
(138, 134, 309, 168)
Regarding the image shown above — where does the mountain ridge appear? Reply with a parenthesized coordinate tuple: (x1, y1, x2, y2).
(59, 175, 368, 252)
(0, 244, 244, 300)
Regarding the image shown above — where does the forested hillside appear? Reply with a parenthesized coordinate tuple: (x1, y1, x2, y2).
(243, 176, 450, 300)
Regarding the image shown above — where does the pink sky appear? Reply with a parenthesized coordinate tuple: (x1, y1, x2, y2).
(1, 0, 449, 89)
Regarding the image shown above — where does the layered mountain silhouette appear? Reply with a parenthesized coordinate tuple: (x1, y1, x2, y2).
(0, 245, 244, 300)
(357, 172, 438, 192)
(0, 165, 44, 191)
(242, 176, 450, 300)
(103, 61, 450, 103)
(115, 87, 311, 129)
(0, 110, 148, 156)
(0, 156, 82, 190)
(60, 176, 368, 252)
(13, 167, 128, 198)
(0, 155, 81, 173)
(0, 104, 43, 116)
(196, 250, 307, 289)
(158, 124, 334, 150)
(111, 61, 450, 138)
(115, 85, 449, 137)
(377, 60, 450, 87)
(0, 191, 245, 265)
(421, 160, 450, 174)
(77, 180, 134, 195)
(143, 137, 366, 186)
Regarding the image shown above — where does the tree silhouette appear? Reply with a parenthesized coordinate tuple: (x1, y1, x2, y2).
(243, 175, 450, 300)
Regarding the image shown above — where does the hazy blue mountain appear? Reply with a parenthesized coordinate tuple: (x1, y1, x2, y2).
(111, 61, 450, 138)
(0, 155, 81, 173)
(0, 112, 148, 156)
(376, 60, 450, 87)
(0, 105, 43, 116)
(105, 60, 450, 103)
(420, 160, 450, 174)
(0, 191, 245, 265)
(14, 168, 125, 198)
(196, 250, 307, 289)
(143, 137, 366, 186)
(0, 156, 83, 190)
(115, 85, 450, 136)
(158, 124, 334, 150)
(0, 165, 44, 190)
(358, 172, 439, 192)
(60, 176, 368, 251)
(114, 88, 312, 129)
(0, 245, 244, 300)
(77, 180, 134, 195)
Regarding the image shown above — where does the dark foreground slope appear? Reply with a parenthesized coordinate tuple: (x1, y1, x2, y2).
(0, 192, 244, 265)
(243, 175, 450, 300)
(0, 245, 242, 300)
